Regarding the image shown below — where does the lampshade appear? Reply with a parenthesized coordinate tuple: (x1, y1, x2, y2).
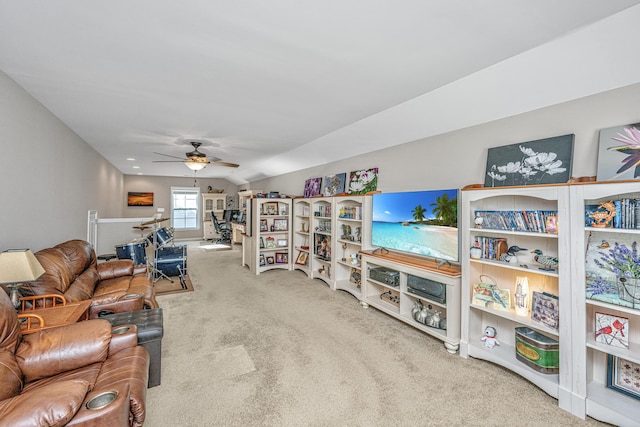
(185, 160, 206, 171)
(0, 249, 46, 283)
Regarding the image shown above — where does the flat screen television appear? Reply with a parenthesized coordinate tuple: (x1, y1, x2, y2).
(371, 189, 459, 263)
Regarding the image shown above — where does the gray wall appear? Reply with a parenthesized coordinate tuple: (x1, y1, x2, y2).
(0, 70, 124, 251)
(249, 83, 640, 194)
(123, 175, 239, 240)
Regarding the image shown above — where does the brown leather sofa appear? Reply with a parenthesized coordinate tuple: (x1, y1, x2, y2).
(0, 289, 149, 426)
(22, 240, 158, 318)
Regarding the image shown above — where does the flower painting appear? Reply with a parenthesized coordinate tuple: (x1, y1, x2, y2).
(322, 173, 346, 196)
(596, 123, 640, 181)
(348, 168, 378, 195)
(586, 232, 640, 310)
(484, 135, 574, 187)
(303, 177, 322, 198)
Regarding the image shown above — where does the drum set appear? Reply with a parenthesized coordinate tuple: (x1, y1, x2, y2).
(115, 217, 187, 287)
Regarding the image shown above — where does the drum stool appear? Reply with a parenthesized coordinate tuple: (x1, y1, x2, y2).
(101, 308, 164, 388)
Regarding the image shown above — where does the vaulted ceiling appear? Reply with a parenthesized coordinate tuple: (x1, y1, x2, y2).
(1, 1, 639, 184)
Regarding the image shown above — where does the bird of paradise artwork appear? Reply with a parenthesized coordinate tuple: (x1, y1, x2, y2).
(595, 312, 629, 349)
(597, 123, 640, 181)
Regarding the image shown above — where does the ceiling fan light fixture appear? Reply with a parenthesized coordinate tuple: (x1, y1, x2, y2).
(185, 160, 206, 171)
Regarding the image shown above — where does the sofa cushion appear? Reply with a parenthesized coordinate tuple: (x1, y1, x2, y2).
(0, 349, 22, 400)
(0, 379, 89, 427)
(0, 291, 21, 354)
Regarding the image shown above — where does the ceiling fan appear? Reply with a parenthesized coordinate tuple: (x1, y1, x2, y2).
(153, 141, 239, 171)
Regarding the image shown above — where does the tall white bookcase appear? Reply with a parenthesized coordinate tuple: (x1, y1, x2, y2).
(292, 198, 312, 276)
(459, 184, 572, 411)
(569, 180, 640, 425)
(250, 197, 292, 274)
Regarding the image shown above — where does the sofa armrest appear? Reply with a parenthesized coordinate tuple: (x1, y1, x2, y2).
(66, 382, 132, 427)
(0, 379, 90, 427)
(97, 259, 135, 281)
(17, 319, 112, 383)
(109, 324, 139, 354)
(88, 293, 145, 319)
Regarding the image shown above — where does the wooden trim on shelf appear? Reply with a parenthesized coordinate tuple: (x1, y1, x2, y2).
(359, 249, 461, 277)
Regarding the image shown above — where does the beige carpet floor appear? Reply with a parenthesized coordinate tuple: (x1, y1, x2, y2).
(145, 242, 605, 426)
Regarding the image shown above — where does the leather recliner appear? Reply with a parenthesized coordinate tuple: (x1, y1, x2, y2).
(0, 289, 150, 426)
(21, 240, 158, 318)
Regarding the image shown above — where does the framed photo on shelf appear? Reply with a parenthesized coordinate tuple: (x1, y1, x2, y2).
(266, 256, 275, 265)
(259, 254, 266, 266)
(595, 312, 629, 349)
(277, 239, 287, 247)
(295, 251, 308, 266)
(607, 354, 640, 401)
(596, 122, 640, 181)
(263, 202, 278, 215)
(260, 219, 268, 232)
(531, 291, 559, 330)
(279, 205, 288, 216)
(275, 252, 288, 263)
(273, 219, 288, 231)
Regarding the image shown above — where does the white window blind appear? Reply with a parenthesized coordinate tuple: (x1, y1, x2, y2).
(171, 187, 200, 230)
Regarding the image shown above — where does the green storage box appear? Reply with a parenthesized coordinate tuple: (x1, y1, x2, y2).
(515, 327, 559, 374)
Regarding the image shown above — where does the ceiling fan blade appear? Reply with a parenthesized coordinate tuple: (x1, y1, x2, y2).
(210, 161, 240, 168)
(153, 152, 186, 160)
(152, 160, 186, 163)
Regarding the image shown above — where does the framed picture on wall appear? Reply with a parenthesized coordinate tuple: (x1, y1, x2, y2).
(127, 192, 154, 207)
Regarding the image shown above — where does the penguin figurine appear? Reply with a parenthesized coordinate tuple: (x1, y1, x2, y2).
(531, 249, 558, 271)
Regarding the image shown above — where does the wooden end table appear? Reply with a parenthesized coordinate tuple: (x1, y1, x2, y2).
(19, 300, 92, 334)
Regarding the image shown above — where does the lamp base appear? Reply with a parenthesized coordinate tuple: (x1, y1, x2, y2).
(7, 284, 22, 310)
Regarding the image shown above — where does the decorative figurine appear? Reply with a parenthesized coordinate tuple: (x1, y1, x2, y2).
(474, 212, 484, 228)
(588, 201, 616, 228)
(499, 245, 527, 264)
(531, 249, 558, 271)
(482, 326, 500, 349)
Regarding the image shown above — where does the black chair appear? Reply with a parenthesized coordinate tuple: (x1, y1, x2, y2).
(210, 212, 232, 244)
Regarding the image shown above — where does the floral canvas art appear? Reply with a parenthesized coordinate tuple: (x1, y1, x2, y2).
(596, 123, 640, 181)
(484, 135, 574, 187)
(303, 177, 322, 198)
(586, 232, 640, 310)
(322, 173, 346, 196)
(348, 168, 378, 195)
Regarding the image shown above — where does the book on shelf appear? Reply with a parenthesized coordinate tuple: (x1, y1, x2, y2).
(472, 236, 508, 261)
(338, 205, 362, 220)
(474, 209, 558, 233)
(586, 199, 640, 229)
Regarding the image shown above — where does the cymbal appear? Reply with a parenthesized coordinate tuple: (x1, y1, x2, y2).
(132, 225, 150, 230)
(140, 217, 170, 226)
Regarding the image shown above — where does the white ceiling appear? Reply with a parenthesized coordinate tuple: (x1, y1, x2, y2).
(1, 1, 639, 184)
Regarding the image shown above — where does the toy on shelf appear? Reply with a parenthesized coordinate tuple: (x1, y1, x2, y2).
(482, 326, 500, 349)
(531, 249, 558, 271)
(499, 245, 527, 264)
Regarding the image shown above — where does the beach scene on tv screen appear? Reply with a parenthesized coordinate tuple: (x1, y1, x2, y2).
(372, 190, 459, 261)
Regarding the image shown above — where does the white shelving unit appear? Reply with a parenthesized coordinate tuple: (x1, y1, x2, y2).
(202, 193, 226, 240)
(333, 195, 371, 299)
(360, 250, 461, 353)
(310, 197, 334, 287)
(251, 198, 292, 274)
(292, 198, 312, 276)
(460, 184, 572, 412)
(569, 180, 640, 425)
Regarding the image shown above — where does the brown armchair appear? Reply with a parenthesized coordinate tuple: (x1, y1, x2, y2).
(0, 288, 149, 426)
(21, 240, 158, 318)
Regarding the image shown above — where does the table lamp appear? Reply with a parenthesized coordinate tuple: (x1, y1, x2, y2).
(0, 249, 46, 309)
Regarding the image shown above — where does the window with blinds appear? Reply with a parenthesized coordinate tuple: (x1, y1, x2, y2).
(171, 187, 200, 230)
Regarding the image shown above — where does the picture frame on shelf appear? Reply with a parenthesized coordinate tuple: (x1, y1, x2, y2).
(531, 291, 559, 331)
(347, 168, 378, 195)
(295, 251, 308, 266)
(607, 354, 640, 401)
(596, 122, 640, 181)
(263, 202, 278, 215)
(277, 239, 288, 247)
(595, 312, 629, 349)
(484, 134, 574, 187)
(303, 177, 322, 198)
(322, 173, 346, 196)
(275, 252, 288, 263)
(472, 282, 510, 311)
(279, 205, 288, 216)
(273, 219, 288, 231)
(266, 256, 275, 265)
(260, 219, 268, 232)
